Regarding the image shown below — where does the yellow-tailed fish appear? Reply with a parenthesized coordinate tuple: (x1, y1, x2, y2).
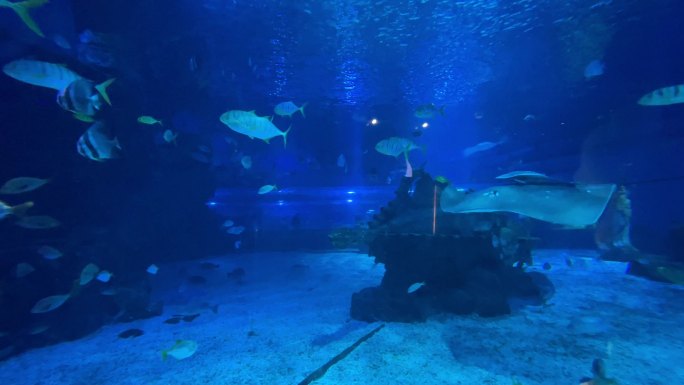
(375, 137, 422, 157)
(274, 101, 307, 118)
(3, 59, 81, 90)
(137, 116, 163, 126)
(220, 110, 291, 148)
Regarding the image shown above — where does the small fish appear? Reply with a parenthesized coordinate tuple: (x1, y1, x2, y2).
(118, 328, 144, 339)
(52, 34, 71, 50)
(96, 270, 113, 282)
(30, 293, 70, 313)
(0, 177, 49, 194)
(37, 245, 62, 260)
(241, 155, 252, 169)
(226, 267, 246, 281)
(146, 264, 159, 275)
(375, 137, 422, 157)
(199, 262, 220, 270)
(77, 121, 121, 162)
(226, 225, 245, 235)
(234, 240, 242, 249)
(161, 340, 198, 360)
(257, 184, 277, 194)
(79, 263, 100, 285)
(169, 313, 201, 323)
(162, 129, 178, 145)
(638, 84, 684, 106)
(15, 215, 60, 229)
(15, 262, 35, 278)
(337, 154, 347, 172)
(407, 282, 425, 294)
(0, 0, 50, 37)
(0, 200, 33, 220)
(137, 116, 163, 126)
(163, 317, 182, 324)
(523, 114, 537, 121)
(462, 139, 505, 157)
(414, 103, 444, 119)
(584, 59, 605, 79)
(100, 288, 118, 296)
(222, 219, 235, 227)
(28, 324, 50, 335)
(274, 101, 307, 118)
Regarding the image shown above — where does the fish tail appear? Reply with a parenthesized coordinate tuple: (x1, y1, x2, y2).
(10, 201, 34, 217)
(95, 78, 116, 106)
(9, 0, 49, 37)
(282, 125, 291, 148)
(299, 102, 307, 118)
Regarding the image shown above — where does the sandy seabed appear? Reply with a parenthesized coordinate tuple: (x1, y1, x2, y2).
(0, 249, 682, 385)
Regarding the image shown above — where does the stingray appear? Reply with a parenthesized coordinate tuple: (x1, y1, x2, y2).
(441, 183, 616, 228)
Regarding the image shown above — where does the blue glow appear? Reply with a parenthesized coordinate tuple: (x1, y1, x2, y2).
(206, 201, 217, 207)
(347, 190, 356, 195)
(346, 199, 353, 203)
(277, 200, 286, 206)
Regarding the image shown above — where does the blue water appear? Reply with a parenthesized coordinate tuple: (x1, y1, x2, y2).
(1, 0, 683, 384)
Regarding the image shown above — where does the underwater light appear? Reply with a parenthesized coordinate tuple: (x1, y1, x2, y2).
(206, 201, 217, 207)
(369, 118, 379, 126)
(347, 190, 356, 195)
(346, 199, 354, 203)
(421, 122, 429, 128)
(276, 200, 285, 206)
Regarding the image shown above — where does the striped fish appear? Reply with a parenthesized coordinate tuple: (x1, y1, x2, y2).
(76, 122, 121, 162)
(638, 84, 684, 106)
(3, 59, 82, 91)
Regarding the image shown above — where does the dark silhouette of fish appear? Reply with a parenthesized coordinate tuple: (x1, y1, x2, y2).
(118, 328, 144, 338)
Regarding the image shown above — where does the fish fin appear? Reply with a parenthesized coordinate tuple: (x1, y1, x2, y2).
(268, 115, 273, 122)
(73, 113, 94, 123)
(282, 125, 291, 148)
(95, 78, 116, 106)
(263, 138, 269, 144)
(158, 120, 163, 126)
(11, 0, 49, 37)
(161, 350, 168, 360)
(299, 102, 307, 118)
(112, 137, 122, 150)
(10, 201, 34, 217)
